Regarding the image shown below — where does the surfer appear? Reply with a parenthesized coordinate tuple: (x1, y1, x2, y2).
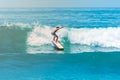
(51, 26, 64, 42)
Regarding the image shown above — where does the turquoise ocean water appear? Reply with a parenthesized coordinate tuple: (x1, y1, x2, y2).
(0, 8, 120, 80)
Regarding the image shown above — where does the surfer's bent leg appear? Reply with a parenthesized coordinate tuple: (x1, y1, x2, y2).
(55, 35, 58, 42)
(53, 33, 58, 42)
(51, 33, 57, 41)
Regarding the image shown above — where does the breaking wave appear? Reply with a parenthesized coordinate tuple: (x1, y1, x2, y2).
(0, 22, 120, 53)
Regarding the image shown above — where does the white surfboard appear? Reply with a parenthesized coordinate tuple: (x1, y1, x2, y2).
(52, 40, 64, 50)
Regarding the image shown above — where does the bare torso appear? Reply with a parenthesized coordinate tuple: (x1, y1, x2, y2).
(52, 28, 59, 34)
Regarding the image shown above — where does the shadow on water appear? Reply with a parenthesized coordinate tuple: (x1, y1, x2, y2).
(0, 28, 28, 53)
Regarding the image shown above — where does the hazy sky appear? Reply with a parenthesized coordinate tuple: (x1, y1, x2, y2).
(0, 0, 119, 8)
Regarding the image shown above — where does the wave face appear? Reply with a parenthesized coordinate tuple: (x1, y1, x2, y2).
(0, 8, 120, 53)
(0, 23, 32, 53)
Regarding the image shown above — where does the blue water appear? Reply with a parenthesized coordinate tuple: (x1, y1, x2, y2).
(0, 8, 120, 80)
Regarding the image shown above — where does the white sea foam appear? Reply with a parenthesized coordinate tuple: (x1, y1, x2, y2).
(69, 27, 120, 48)
(27, 25, 52, 46)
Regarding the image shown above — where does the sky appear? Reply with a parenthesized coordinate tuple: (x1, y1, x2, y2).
(0, 0, 119, 8)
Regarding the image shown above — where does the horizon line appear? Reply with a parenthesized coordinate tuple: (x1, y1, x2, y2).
(0, 6, 120, 9)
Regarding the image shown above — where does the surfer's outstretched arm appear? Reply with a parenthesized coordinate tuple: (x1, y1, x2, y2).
(58, 27, 64, 29)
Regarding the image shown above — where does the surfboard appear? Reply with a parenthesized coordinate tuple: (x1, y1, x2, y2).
(52, 40, 64, 50)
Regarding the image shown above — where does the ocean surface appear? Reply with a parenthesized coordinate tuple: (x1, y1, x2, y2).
(0, 7, 120, 80)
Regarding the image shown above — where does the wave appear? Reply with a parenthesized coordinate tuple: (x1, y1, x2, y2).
(0, 23, 120, 53)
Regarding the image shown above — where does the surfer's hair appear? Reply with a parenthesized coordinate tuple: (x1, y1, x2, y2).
(56, 26, 60, 28)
